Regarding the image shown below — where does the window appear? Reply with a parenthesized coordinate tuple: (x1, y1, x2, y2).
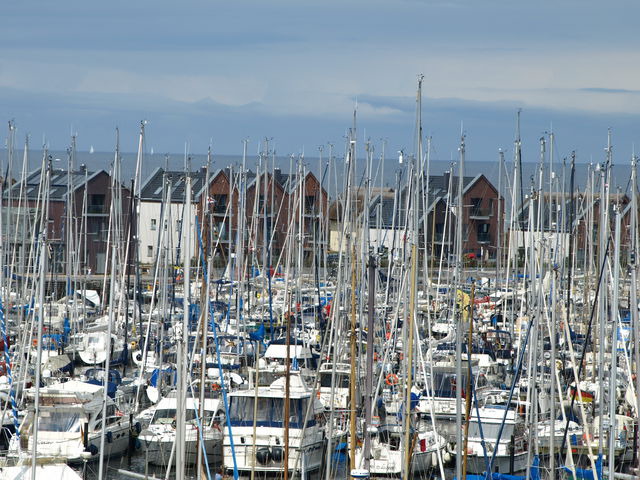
(89, 194, 105, 214)
(477, 223, 490, 243)
(470, 197, 483, 217)
(228, 397, 312, 428)
(265, 218, 273, 237)
(147, 245, 153, 257)
(151, 218, 157, 231)
(305, 195, 315, 214)
(212, 194, 227, 214)
(213, 223, 227, 241)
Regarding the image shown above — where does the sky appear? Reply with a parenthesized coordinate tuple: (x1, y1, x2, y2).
(2, 0, 640, 167)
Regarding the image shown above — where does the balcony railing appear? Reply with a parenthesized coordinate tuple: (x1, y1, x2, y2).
(87, 205, 106, 214)
(477, 233, 491, 244)
(431, 233, 452, 244)
(212, 205, 227, 215)
(469, 207, 492, 219)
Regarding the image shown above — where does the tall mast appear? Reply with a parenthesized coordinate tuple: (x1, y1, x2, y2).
(497, 149, 504, 290)
(609, 201, 621, 480)
(454, 134, 466, 480)
(98, 130, 122, 480)
(65, 136, 75, 327)
(31, 150, 51, 480)
(548, 132, 556, 480)
(175, 174, 192, 480)
(598, 131, 612, 456)
(347, 122, 358, 474)
(629, 154, 640, 469)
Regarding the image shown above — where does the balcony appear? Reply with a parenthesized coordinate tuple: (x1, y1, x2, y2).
(469, 207, 491, 220)
(212, 205, 227, 215)
(87, 204, 107, 215)
(431, 233, 452, 245)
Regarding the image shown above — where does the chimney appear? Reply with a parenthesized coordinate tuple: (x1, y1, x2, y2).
(444, 171, 451, 190)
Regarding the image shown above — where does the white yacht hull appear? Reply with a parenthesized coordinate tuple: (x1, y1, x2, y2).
(223, 427, 325, 474)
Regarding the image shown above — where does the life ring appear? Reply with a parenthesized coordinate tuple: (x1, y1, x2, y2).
(373, 352, 380, 362)
(212, 383, 221, 391)
(385, 373, 399, 386)
(32, 339, 37, 347)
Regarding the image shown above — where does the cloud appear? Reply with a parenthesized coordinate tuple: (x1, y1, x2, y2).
(581, 87, 640, 95)
(356, 95, 415, 114)
(3, 0, 640, 164)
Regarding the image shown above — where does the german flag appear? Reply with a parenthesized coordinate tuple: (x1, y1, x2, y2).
(569, 385, 594, 403)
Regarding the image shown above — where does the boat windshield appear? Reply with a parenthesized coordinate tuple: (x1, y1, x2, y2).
(468, 421, 513, 440)
(319, 373, 349, 389)
(229, 397, 313, 428)
(35, 409, 84, 433)
(431, 371, 469, 398)
(153, 408, 197, 425)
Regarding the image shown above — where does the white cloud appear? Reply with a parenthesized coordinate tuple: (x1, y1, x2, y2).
(75, 69, 267, 106)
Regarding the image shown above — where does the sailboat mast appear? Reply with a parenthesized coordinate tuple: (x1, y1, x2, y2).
(630, 155, 640, 468)
(347, 130, 358, 474)
(609, 200, 622, 479)
(454, 134, 466, 480)
(98, 130, 122, 480)
(402, 75, 423, 479)
(598, 133, 612, 456)
(31, 151, 51, 480)
(175, 175, 192, 480)
(496, 149, 504, 289)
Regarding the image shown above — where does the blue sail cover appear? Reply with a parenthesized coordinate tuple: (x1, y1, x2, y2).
(456, 456, 540, 480)
(562, 454, 602, 480)
(492, 455, 540, 480)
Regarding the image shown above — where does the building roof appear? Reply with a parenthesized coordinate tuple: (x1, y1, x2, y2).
(513, 191, 630, 232)
(3, 167, 106, 201)
(139, 167, 209, 202)
(367, 173, 482, 229)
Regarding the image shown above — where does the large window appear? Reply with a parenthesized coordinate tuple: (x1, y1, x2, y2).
(305, 195, 315, 214)
(89, 194, 105, 214)
(320, 373, 349, 389)
(477, 223, 490, 243)
(34, 408, 84, 433)
(212, 194, 227, 214)
(228, 397, 312, 428)
(430, 371, 469, 398)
